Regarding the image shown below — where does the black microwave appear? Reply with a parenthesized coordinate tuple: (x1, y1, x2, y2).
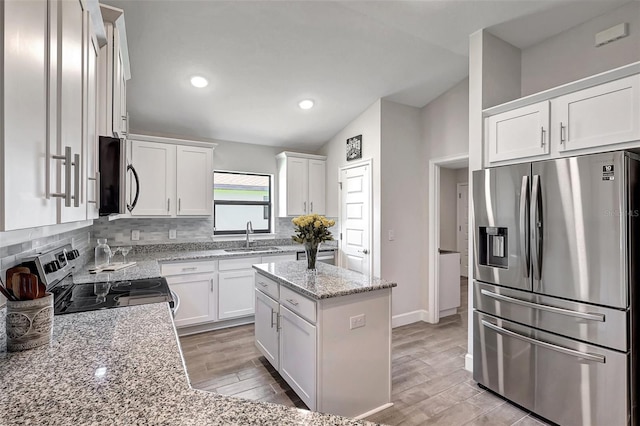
(98, 136, 139, 215)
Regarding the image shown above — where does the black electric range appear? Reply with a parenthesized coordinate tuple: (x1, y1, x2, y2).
(51, 277, 174, 315)
(21, 244, 174, 315)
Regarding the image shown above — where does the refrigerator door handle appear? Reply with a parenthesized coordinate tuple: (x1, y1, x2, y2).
(519, 176, 530, 278)
(530, 175, 542, 281)
(480, 289, 605, 322)
(481, 320, 606, 363)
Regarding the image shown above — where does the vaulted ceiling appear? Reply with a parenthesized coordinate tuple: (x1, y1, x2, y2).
(106, 0, 629, 150)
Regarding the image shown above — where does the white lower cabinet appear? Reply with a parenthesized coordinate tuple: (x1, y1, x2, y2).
(161, 260, 217, 328)
(165, 272, 216, 327)
(254, 290, 280, 369)
(279, 304, 317, 410)
(218, 269, 256, 319)
(254, 270, 393, 418)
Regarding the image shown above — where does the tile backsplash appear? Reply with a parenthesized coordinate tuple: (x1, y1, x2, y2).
(92, 216, 339, 245)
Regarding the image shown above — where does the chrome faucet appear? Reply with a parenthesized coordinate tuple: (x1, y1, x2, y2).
(246, 221, 254, 248)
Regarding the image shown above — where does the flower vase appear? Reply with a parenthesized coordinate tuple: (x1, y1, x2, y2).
(304, 242, 319, 270)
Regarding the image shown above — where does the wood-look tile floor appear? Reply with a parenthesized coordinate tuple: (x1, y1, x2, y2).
(179, 278, 551, 425)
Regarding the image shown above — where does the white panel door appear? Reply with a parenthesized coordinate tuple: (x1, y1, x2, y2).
(130, 141, 175, 216)
(279, 305, 317, 411)
(218, 270, 256, 319)
(340, 164, 371, 275)
(552, 75, 640, 153)
(308, 159, 326, 215)
(58, 0, 87, 223)
(85, 19, 99, 219)
(286, 157, 308, 216)
(166, 273, 216, 327)
(255, 290, 280, 369)
(1, 0, 57, 230)
(176, 145, 213, 216)
(487, 101, 550, 164)
(457, 183, 469, 278)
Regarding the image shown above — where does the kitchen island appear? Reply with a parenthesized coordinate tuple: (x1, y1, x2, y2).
(253, 261, 397, 419)
(0, 302, 373, 425)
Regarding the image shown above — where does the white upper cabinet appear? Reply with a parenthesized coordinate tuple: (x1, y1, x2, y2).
(484, 64, 640, 165)
(130, 140, 175, 216)
(176, 145, 213, 216)
(486, 101, 550, 164)
(552, 74, 640, 153)
(97, 4, 130, 139)
(277, 152, 327, 217)
(129, 135, 215, 217)
(308, 159, 326, 215)
(1, 0, 103, 231)
(85, 17, 100, 220)
(0, 0, 57, 231)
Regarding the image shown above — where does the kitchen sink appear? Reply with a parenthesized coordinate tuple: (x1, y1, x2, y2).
(223, 246, 281, 253)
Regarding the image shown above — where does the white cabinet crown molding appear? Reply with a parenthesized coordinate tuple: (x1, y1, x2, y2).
(98, 3, 130, 79)
(483, 61, 640, 117)
(276, 151, 327, 161)
(128, 133, 218, 149)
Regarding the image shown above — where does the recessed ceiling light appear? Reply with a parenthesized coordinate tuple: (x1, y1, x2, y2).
(190, 76, 208, 88)
(298, 99, 314, 110)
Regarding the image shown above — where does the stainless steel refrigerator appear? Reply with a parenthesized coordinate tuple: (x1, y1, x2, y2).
(473, 150, 639, 426)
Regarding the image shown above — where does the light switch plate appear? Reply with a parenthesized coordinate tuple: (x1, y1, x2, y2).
(169, 229, 177, 239)
(131, 230, 140, 241)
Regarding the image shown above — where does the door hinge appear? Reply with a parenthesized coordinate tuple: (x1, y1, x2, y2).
(339, 182, 342, 190)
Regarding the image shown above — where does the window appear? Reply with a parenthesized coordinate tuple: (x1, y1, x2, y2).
(213, 171, 271, 235)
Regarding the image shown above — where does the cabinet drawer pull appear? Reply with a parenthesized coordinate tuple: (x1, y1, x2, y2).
(259, 282, 268, 287)
(182, 267, 198, 272)
(285, 298, 299, 306)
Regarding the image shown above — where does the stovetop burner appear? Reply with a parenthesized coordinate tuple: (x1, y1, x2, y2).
(53, 277, 173, 315)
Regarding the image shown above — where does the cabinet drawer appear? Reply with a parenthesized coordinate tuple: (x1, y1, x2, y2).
(261, 253, 297, 263)
(280, 285, 316, 323)
(219, 256, 262, 271)
(161, 261, 217, 276)
(255, 273, 279, 300)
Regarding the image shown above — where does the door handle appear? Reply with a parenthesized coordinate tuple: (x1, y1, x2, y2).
(360, 249, 369, 254)
(179, 198, 181, 212)
(270, 308, 276, 328)
(303, 201, 306, 213)
(530, 175, 542, 281)
(519, 176, 530, 278)
(540, 127, 546, 147)
(127, 165, 140, 212)
(51, 146, 73, 207)
(87, 173, 100, 208)
(167, 198, 170, 212)
(481, 320, 605, 363)
(559, 122, 566, 144)
(480, 289, 605, 322)
(210, 278, 214, 292)
(310, 201, 313, 212)
(73, 153, 80, 207)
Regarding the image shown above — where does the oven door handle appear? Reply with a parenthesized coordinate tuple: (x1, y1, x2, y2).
(170, 290, 180, 318)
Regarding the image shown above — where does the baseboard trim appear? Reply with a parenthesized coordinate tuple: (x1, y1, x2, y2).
(355, 402, 394, 419)
(392, 310, 429, 328)
(465, 353, 473, 373)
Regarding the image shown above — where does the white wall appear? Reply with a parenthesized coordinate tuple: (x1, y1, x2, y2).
(380, 99, 425, 321)
(521, 2, 640, 96)
(421, 78, 470, 159)
(420, 77, 470, 315)
(439, 167, 469, 252)
(318, 100, 382, 276)
(439, 168, 458, 251)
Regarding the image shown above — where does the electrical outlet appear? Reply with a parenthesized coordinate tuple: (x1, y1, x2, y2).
(169, 229, 177, 239)
(131, 230, 140, 241)
(350, 314, 366, 330)
(388, 230, 395, 241)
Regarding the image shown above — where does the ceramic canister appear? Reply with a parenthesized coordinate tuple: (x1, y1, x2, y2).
(5, 293, 54, 352)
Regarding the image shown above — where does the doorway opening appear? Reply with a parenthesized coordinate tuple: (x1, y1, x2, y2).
(427, 154, 469, 326)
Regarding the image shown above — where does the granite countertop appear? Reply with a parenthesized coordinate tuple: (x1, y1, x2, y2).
(71, 245, 325, 284)
(253, 261, 397, 300)
(0, 303, 375, 425)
